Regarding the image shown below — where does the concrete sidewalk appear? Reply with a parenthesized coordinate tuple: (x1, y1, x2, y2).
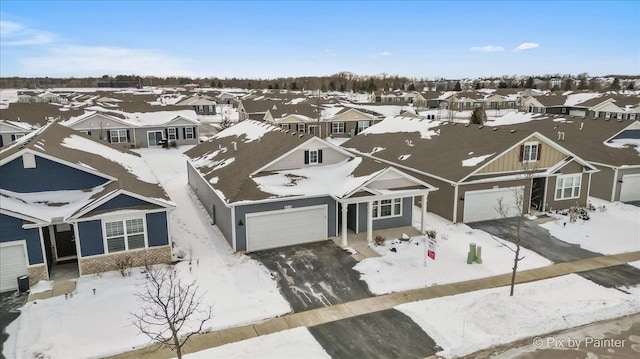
(105, 250, 640, 359)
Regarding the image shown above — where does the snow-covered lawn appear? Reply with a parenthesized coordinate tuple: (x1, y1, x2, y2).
(540, 198, 640, 255)
(397, 274, 640, 358)
(183, 327, 329, 359)
(3, 147, 290, 359)
(353, 208, 552, 295)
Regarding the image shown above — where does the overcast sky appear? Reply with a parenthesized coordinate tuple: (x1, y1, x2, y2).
(1, 1, 638, 79)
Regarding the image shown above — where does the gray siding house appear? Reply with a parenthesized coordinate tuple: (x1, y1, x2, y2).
(60, 109, 201, 148)
(185, 120, 435, 252)
(0, 123, 174, 292)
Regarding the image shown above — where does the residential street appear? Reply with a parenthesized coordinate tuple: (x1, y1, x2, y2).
(469, 217, 640, 288)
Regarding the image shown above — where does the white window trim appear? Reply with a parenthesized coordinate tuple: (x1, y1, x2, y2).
(13, 133, 26, 140)
(523, 141, 539, 163)
(167, 127, 177, 140)
(110, 129, 128, 144)
(102, 216, 148, 254)
(554, 174, 582, 201)
(309, 150, 319, 164)
(332, 122, 345, 134)
(372, 198, 403, 219)
(297, 123, 305, 132)
(185, 127, 195, 139)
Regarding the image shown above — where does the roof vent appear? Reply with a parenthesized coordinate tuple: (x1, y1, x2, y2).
(464, 123, 469, 127)
(299, 133, 304, 138)
(492, 127, 498, 131)
(557, 131, 565, 141)
(232, 141, 237, 151)
(510, 129, 516, 133)
(478, 125, 484, 129)
(580, 122, 584, 130)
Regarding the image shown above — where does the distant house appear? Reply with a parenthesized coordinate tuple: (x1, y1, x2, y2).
(185, 120, 435, 252)
(61, 108, 200, 148)
(0, 120, 37, 147)
(344, 115, 598, 223)
(325, 108, 382, 138)
(0, 123, 174, 292)
(175, 95, 217, 115)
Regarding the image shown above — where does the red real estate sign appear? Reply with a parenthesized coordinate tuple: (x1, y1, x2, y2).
(427, 239, 436, 260)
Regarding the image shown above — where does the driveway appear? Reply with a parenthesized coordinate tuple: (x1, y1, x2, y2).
(469, 218, 640, 288)
(0, 291, 27, 359)
(309, 309, 439, 359)
(249, 241, 373, 312)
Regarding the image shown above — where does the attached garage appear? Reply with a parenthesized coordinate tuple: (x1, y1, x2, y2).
(0, 241, 28, 292)
(245, 205, 328, 252)
(620, 174, 640, 202)
(463, 186, 524, 223)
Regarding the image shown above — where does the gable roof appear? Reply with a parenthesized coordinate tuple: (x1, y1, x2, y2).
(0, 122, 172, 210)
(0, 102, 85, 126)
(343, 115, 600, 182)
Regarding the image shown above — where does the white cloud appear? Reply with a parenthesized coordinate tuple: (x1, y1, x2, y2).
(514, 42, 540, 51)
(469, 45, 504, 53)
(379, 51, 391, 57)
(17, 45, 196, 77)
(0, 20, 55, 46)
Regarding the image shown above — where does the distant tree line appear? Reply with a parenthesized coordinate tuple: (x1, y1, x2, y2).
(0, 72, 635, 91)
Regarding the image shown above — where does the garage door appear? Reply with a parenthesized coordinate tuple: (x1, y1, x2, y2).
(246, 205, 327, 252)
(463, 186, 524, 223)
(620, 174, 640, 202)
(0, 242, 28, 292)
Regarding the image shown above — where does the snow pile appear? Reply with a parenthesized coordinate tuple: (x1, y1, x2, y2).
(3, 147, 291, 359)
(461, 153, 495, 167)
(353, 209, 552, 295)
(541, 198, 640, 254)
(397, 274, 640, 358)
(604, 138, 640, 153)
(61, 134, 159, 184)
(183, 327, 330, 358)
(214, 120, 278, 142)
(254, 157, 382, 198)
(564, 92, 601, 107)
(360, 116, 442, 139)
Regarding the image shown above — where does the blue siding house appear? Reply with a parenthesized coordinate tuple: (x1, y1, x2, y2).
(0, 123, 174, 291)
(185, 120, 435, 253)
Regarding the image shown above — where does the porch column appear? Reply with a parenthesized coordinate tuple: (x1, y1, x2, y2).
(366, 200, 373, 244)
(421, 194, 428, 234)
(341, 203, 348, 247)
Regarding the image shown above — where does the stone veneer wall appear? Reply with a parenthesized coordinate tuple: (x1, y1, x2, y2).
(27, 264, 49, 287)
(79, 246, 172, 275)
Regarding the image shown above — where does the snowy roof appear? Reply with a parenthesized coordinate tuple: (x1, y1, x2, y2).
(62, 106, 199, 127)
(0, 102, 85, 126)
(185, 120, 395, 203)
(0, 123, 172, 210)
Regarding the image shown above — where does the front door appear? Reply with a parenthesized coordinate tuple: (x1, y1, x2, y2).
(147, 131, 164, 147)
(531, 178, 546, 211)
(54, 224, 77, 260)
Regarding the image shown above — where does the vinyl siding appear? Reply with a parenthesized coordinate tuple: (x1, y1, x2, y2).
(187, 162, 233, 247)
(0, 214, 44, 265)
(78, 220, 104, 257)
(94, 194, 152, 212)
(546, 172, 590, 210)
(356, 197, 412, 232)
(0, 155, 108, 192)
(589, 165, 616, 201)
(263, 145, 348, 171)
(146, 212, 169, 247)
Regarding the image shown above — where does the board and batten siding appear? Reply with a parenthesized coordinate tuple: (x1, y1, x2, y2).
(0, 155, 107, 192)
(187, 162, 233, 247)
(234, 196, 337, 252)
(476, 136, 566, 174)
(0, 214, 44, 265)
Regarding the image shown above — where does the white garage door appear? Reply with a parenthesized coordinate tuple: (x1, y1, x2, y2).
(464, 186, 524, 223)
(0, 242, 28, 292)
(246, 205, 327, 252)
(620, 174, 640, 202)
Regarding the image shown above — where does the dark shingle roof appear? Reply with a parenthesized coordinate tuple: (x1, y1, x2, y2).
(0, 103, 84, 126)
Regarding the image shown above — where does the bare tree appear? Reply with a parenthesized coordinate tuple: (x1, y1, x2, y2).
(495, 164, 537, 296)
(132, 265, 212, 359)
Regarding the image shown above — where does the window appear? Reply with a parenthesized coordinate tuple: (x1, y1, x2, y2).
(630, 114, 637, 120)
(281, 124, 290, 130)
(167, 127, 177, 140)
(110, 129, 128, 143)
(309, 150, 318, 164)
(521, 142, 539, 162)
(81, 130, 92, 136)
(561, 108, 567, 114)
(372, 198, 402, 219)
(105, 218, 146, 253)
(185, 127, 195, 139)
(11, 133, 25, 141)
(332, 122, 345, 134)
(297, 123, 305, 132)
(357, 121, 370, 134)
(555, 174, 582, 200)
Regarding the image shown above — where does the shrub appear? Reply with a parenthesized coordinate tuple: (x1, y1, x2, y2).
(426, 229, 437, 239)
(115, 255, 134, 277)
(374, 235, 386, 246)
